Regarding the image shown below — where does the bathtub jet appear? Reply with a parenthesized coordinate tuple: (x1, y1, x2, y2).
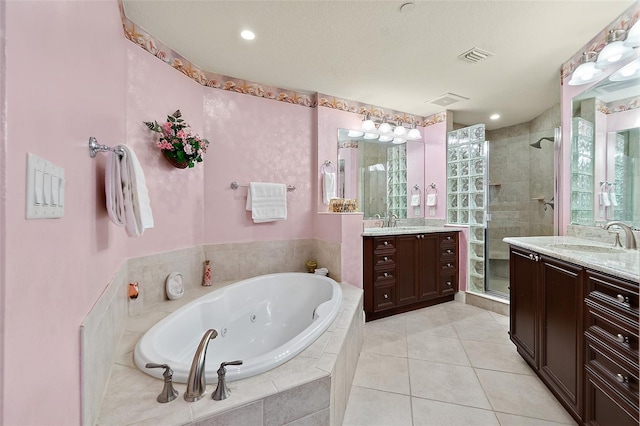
(134, 272, 342, 383)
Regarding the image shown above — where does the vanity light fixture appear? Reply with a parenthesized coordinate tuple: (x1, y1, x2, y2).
(568, 51, 603, 86)
(360, 114, 422, 142)
(624, 20, 640, 47)
(609, 57, 640, 81)
(595, 29, 634, 69)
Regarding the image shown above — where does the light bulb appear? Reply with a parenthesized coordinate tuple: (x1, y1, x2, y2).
(348, 130, 364, 137)
(378, 122, 392, 134)
(364, 132, 378, 140)
(362, 120, 376, 132)
(379, 135, 393, 142)
(407, 128, 421, 140)
(596, 40, 633, 69)
(392, 137, 406, 144)
(394, 125, 407, 137)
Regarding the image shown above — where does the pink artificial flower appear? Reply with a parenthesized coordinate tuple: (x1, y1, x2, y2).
(176, 129, 187, 140)
(162, 122, 173, 135)
(183, 142, 194, 155)
(156, 140, 174, 150)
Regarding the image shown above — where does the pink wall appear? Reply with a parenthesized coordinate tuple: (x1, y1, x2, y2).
(424, 121, 448, 219)
(406, 136, 426, 218)
(204, 90, 315, 243)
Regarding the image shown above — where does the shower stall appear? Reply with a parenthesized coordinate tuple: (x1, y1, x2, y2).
(447, 112, 559, 299)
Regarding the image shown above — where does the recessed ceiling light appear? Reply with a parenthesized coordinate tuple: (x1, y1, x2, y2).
(490, 114, 500, 120)
(240, 30, 255, 40)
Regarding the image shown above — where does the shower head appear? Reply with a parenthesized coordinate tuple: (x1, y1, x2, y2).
(530, 137, 554, 149)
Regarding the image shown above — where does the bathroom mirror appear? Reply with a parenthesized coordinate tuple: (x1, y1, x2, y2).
(570, 57, 640, 228)
(337, 128, 422, 219)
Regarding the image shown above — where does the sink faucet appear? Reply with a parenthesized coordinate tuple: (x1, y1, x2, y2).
(184, 328, 218, 402)
(603, 221, 637, 250)
(387, 214, 398, 228)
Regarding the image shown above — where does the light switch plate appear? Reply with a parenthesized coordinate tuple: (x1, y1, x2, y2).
(26, 153, 64, 219)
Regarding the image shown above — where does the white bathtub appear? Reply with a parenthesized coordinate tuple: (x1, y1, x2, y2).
(134, 272, 343, 383)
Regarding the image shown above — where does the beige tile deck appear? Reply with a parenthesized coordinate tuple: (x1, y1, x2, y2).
(344, 301, 577, 426)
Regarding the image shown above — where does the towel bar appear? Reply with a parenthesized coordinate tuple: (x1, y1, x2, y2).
(89, 137, 124, 158)
(230, 181, 296, 192)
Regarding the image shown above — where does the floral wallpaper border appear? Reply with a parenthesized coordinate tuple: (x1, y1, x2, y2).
(561, 4, 640, 81)
(597, 96, 640, 114)
(117, 0, 445, 128)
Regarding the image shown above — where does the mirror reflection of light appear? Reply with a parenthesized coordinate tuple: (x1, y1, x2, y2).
(378, 122, 392, 134)
(379, 135, 393, 142)
(610, 58, 640, 81)
(347, 130, 364, 137)
(393, 137, 406, 144)
(363, 132, 378, 139)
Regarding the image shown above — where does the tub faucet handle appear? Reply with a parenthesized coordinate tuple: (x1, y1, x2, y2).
(212, 360, 243, 401)
(145, 363, 179, 403)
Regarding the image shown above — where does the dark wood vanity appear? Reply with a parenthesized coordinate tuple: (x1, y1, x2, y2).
(363, 230, 459, 321)
(509, 245, 639, 426)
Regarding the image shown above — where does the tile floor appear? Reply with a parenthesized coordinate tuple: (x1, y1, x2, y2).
(343, 301, 577, 426)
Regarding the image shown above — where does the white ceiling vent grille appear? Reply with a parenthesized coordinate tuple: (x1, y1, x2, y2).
(458, 47, 494, 63)
(427, 93, 470, 107)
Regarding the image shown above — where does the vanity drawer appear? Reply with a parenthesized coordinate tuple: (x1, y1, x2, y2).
(439, 233, 456, 248)
(441, 246, 456, 257)
(584, 368, 639, 426)
(373, 284, 396, 311)
(585, 299, 639, 357)
(374, 253, 395, 267)
(586, 271, 639, 318)
(440, 274, 457, 296)
(585, 333, 639, 400)
(441, 260, 457, 275)
(373, 237, 395, 251)
(374, 267, 395, 284)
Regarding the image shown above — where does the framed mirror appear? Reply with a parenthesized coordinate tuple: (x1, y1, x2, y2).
(570, 56, 640, 228)
(337, 128, 423, 219)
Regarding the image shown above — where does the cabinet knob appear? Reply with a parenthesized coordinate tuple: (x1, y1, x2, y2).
(383, 293, 389, 299)
(446, 236, 452, 240)
(383, 272, 389, 278)
(616, 334, 628, 344)
(616, 294, 629, 304)
(416, 235, 420, 239)
(447, 249, 453, 254)
(616, 373, 629, 384)
(446, 281, 452, 287)
(383, 256, 388, 262)
(529, 253, 534, 260)
(383, 241, 388, 246)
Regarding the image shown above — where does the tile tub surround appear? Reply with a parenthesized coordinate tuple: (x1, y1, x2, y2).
(503, 235, 639, 282)
(96, 281, 363, 425)
(81, 239, 343, 426)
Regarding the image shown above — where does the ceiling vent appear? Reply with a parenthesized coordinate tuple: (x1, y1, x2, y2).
(458, 47, 494, 64)
(427, 93, 470, 107)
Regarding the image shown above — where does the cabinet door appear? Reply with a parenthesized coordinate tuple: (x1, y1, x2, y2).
(395, 234, 421, 305)
(539, 256, 583, 421)
(509, 247, 539, 368)
(419, 234, 439, 300)
(585, 369, 639, 426)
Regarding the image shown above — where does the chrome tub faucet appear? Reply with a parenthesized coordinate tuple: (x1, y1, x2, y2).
(184, 328, 218, 402)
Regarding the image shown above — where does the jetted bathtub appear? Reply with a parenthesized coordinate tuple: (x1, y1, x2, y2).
(134, 272, 343, 383)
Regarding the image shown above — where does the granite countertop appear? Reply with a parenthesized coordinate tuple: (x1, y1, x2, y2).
(362, 226, 463, 236)
(504, 236, 639, 282)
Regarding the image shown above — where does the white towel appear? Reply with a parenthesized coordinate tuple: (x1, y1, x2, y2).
(314, 267, 329, 276)
(323, 171, 336, 205)
(600, 192, 611, 207)
(610, 192, 618, 206)
(106, 146, 154, 237)
(246, 182, 287, 223)
(411, 194, 421, 207)
(426, 193, 437, 207)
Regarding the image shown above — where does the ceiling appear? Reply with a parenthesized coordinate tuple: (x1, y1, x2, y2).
(122, 0, 634, 130)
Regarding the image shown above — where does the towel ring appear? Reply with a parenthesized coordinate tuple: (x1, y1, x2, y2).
(412, 184, 421, 193)
(426, 183, 438, 195)
(322, 160, 336, 173)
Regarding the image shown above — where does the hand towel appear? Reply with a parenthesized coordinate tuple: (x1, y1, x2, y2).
(246, 182, 287, 223)
(411, 194, 421, 206)
(610, 192, 618, 206)
(106, 145, 154, 237)
(323, 171, 336, 205)
(600, 191, 611, 207)
(426, 193, 437, 207)
(314, 267, 329, 276)
(106, 151, 125, 226)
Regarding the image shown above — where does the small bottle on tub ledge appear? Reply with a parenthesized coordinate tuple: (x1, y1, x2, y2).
(203, 260, 212, 286)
